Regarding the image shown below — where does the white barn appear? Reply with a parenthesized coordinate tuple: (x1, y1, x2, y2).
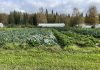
(0, 23, 4, 27)
(38, 23, 65, 27)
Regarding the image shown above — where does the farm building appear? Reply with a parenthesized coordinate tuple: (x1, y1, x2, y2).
(76, 23, 100, 28)
(38, 23, 65, 27)
(95, 24, 100, 28)
(76, 24, 92, 28)
(0, 23, 4, 27)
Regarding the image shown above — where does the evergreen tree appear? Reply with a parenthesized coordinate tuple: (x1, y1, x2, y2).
(0, 14, 3, 22)
(33, 13, 37, 25)
(52, 10, 54, 15)
(45, 9, 48, 15)
(85, 13, 89, 24)
(23, 13, 29, 25)
(29, 14, 37, 26)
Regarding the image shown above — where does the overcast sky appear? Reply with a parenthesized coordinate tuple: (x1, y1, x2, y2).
(0, 0, 100, 14)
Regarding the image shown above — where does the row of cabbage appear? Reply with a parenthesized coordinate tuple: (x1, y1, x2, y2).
(0, 28, 58, 49)
(0, 28, 100, 49)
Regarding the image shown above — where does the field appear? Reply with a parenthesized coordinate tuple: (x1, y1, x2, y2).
(0, 28, 100, 70)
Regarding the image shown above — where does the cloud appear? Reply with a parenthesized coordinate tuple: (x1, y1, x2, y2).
(25, 0, 67, 8)
(0, 0, 100, 14)
(0, 0, 25, 13)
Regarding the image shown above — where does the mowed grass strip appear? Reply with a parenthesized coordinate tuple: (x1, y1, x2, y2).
(0, 46, 100, 70)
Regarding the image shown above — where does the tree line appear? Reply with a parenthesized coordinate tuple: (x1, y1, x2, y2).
(0, 5, 99, 27)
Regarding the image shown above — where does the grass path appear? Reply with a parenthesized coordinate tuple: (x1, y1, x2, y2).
(0, 46, 100, 70)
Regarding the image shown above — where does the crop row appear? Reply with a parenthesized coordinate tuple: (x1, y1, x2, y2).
(53, 29, 100, 48)
(0, 28, 58, 49)
(56, 27, 100, 38)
